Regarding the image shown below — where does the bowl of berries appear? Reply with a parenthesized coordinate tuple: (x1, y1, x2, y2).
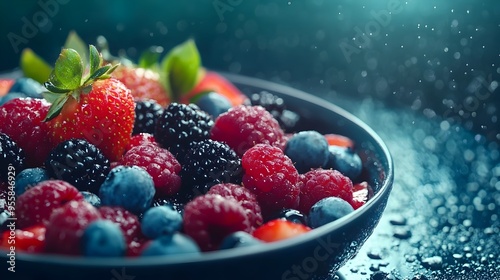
(0, 34, 393, 280)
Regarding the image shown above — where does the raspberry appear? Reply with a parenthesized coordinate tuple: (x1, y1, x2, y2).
(98, 206, 143, 255)
(45, 200, 101, 255)
(0, 98, 52, 167)
(241, 144, 300, 217)
(16, 180, 84, 228)
(298, 169, 353, 214)
(120, 143, 181, 196)
(45, 139, 110, 194)
(125, 133, 157, 152)
(133, 99, 163, 135)
(0, 132, 25, 183)
(183, 194, 251, 251)
(211, 105, 286, 156)
(207, 183, 263, 231)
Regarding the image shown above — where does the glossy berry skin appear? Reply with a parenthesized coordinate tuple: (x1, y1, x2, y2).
(99, 166, 155, 215)
(45, 200, 101, 255)
(324, 134, 354, 149)
(0, 98, 51, 167)
(207, 183, 263, 231)
(211, 105, 286, 157)
(125, 133, 157, 152)
(98, 206, 143, 255)
(195, 91, 232, 118)
(183, 194, 251, 251)
(81, 191, 101, 207)
(119, 143, 181, 196)
(141, 205, 183, 239)
(0, 225, 46, 253)
(15, 167, 49, 197)
(241, 144, 300, 217)
(269, 208, 308, 225)
(45, 139, 110, 194)
(298, 169, 353, 214)
(351, 181, 373, 210)
(154, 103, 214, 156)
(219, 231, 263, 250)
(284, 130, 330, 174)
(16, 180, 83, 228)
(8, 77, 45, 98)
(252, 219, 311, 243)
(0, 132, 25, 183)
(133, 99, 163, 135)
(141, 233, 200, 257)
(81, 220, 126, 257)
(112, 66, 170, 107)
(325, 146, 362, 180)
(47, 78, 135, 162)
(307, 197, 354, 228)
(180, 139, 242, 196)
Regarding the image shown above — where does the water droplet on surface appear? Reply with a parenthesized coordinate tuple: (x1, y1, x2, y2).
(389, 215, 407, 226)
(421, 256, 443, 270)
(393, 228, 412, 239)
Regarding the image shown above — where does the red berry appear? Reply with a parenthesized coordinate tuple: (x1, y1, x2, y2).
(45, 200, 101, 255)
(125, 133, 157, 152)
(16, 180, 84, 228)
(207, 183, 263, 231)
(119, 143, 181, 196)
(241, 144, 300, 217)
(252, 219, 311, 243)
(0, 98, 53, 167)
(98, 206, 144, 256)
(0, 79, 14, 96)
(211, 105, 285, 156)
(183, 194, 251, 251)
(350, 181, 373, 209)
(324, 133, 355, 149)
(298, 169, 353, 214)
(0, 225, 46, 253)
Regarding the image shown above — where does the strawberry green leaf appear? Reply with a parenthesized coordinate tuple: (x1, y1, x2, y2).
(43, 81, 71, 94)
(161, 39, 201, 101)
(139, 46, 163, 69)
(44, 95, 70, 122)
(89, 45, 101, 76)
(20, 48, 52, 84)
(85, 65, 111, 84)
(53, 48, 83, 90)
(64, 31, 88, 68)
(42, 91, 63, 104)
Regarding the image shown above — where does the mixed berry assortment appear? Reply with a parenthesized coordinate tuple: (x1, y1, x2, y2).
(0, 36, 372, 258)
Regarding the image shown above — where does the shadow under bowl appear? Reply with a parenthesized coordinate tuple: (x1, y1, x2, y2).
(1, 72, 394, 280)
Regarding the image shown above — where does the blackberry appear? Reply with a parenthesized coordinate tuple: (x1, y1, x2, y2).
(0, 132, 25, 183)
(133, 99, 163, 135)
(154, 103, 214, 156)
(245, 91, 300, 132)
(181, 139, 242, 196)
(45, 139, 110, 194)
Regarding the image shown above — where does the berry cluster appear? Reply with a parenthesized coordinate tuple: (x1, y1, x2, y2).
(0, 40, 372, 258)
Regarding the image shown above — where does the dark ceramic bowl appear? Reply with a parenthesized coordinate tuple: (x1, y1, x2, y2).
(0, 72, 393, 280)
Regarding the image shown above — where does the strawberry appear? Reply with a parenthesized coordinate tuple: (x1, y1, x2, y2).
(324, 134, 355, 149)
(112, 66, 170, 106)
(0, 225, 46, 253)
(43, 45, 135, 161)
(350, 181, 374, 209)
(252, 219, 311, 243)
(0, 79, 14, 96)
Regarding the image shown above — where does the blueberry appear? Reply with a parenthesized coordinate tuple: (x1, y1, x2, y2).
(81, 220, 126, 257)
(99, 166, 155, 214)
(0, 92, 27, 106)
(15, 167, 49, 196)
(325, 146, 362, 180)
(284, 130, 330, 173)
(219, 231, 262, 250)
(141, 233, 200, 256)
(307, 197, 354, 228)
(195, 91, 232, 118)
(269, 208, 307, 225)
(141, 205, 183, 239)
(8, 78, 45, 98)
(81, 191, 101, 207)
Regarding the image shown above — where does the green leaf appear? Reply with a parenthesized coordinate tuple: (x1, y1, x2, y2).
(20, 48, 52, 84)
(43, 81, 71, 94)
(64, 31, 88, 68)
(44, 95, 70, 122)
(42, 91, 64, 104)
(89, 45, 101, 76)
(84, 65, 111, 84)
(53, 48, 83, 90)
(139, 46, 163, 69)
(161, 39, 201, 101)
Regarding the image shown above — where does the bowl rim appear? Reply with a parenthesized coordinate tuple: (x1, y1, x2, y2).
(1, 72, 394, 267)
